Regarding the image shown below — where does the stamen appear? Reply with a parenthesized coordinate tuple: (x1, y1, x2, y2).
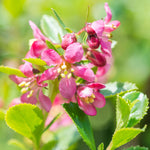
(25, 82, 31, 87)
(57, 68, 61, 73)
(64, 70, 68, 75)
(60, 73, 66, 78)
(21, 87, 29, 94)
(27, 90, 33, 98)
(112, 24, 117, 29)
(61, 65, 67, 70)
(67, 73, 72, 79)
(71, 68, 74, 72)
(91, 93, 95, 98)
(18, 81, 26, 87)
(84, 97, 89, 104)
(89, 98, 94, 103)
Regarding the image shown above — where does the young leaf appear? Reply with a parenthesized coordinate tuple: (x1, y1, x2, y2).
(63, 102, 96, 150)
(122, 91, 149, 127)
(124, 146, 149, 150)
(46, 40, 64, 55)
(110, 127, 146, 150)
(41, 15, 65, 43)
(100, 82, 138, 98)
(116, 96, 130, 130)
(0, 66, 26, 77)
(5, 104, 44, 146)
(98, 143, 104, 150)
(23, 58, 47, 66)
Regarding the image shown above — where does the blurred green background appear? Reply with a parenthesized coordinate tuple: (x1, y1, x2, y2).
(0, 0, 150, 149)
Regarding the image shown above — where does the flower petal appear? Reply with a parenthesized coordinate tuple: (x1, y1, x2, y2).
(19, 62, 33, 77)
(41, 49, 62, 66)
(21, 92, 37, 104)
(91, 20, 104, 39)
(59, 77, 76, 99)
(93, 92, 106, 108)
(9, 75, 26, 84)
(29, 21, 48, 41)
(105, 20, 120, 32)
(104, 3, 112, 24)
(39, 90, 52, 112)
(77, 86, 93, 98)
(65, 43, 83, 63)
(74, 66, 95, 82)
(77, 97, 97, 116)
(87, 83, 105, 89)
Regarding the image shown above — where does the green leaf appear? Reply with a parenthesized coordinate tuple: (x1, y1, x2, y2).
(75, 60, 91, 65)
(100, 82, 138, 98)
(0, 110, 5, 120)
(0, 66, 26, 77)
(63, 102, 96, 150)
(41, 15, 65, 43)
(8, 139, 26, 150)
(124, 146, 149, 150)
(111, 127, 145, 150)
(51, 8, 66, 28)
(46, 40, 64, 55)
(3, 0, 26, 17)
(23, 58, 47, 66)
(116, 96, 130, 130)
(5, 104, 44, 146)
(122, 91, 149, 127)
(98, 143, 104, 150)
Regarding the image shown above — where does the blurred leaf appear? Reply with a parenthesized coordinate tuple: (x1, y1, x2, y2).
(3, 0, 26, 17)
(41, 15, 65, 43)
(124, 146, 149, 150)
(100, 82, 138, 98)
(63, 102, 96, 150)
(0, 110, 5, 120)
(122, 91, 149, 127)
(41, 140, 57, 150)
(116, 96, 130, 130)
(111, 127, 146, 150)
(0, 66, 26, 77)
(46, 40, 64, 55)
(23, 58, 47, 66)
(8, 139, 26, 150)
(51, 8, 66, 28)
(5, 104, 44, 146)
(98, 143, 104, 150)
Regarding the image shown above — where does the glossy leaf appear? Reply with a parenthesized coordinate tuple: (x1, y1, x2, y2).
(116, 96, 130, 130)
(122, 91, 149, 127)
(23, 58, 47, 66)
(5, 104, 44, 146)
(111, 127, 145, 150)
(41, 15, 65, 43)
(100, 82, 138, 98)
(63, 102, 96, 150)
(98, 143, 104, 150)
(124, 146, 148, 150)
(0, 66, 26, 77)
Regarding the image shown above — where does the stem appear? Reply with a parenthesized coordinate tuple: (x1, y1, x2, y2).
(76, 27, 85, 35)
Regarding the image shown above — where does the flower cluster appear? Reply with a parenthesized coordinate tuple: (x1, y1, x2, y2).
(10, 3, 120, 116)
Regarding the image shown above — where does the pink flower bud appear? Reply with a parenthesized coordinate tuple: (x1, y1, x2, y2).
(61, 33, 77, 50)
(85, 23, 96, 35)
(87, 35, 100, 49)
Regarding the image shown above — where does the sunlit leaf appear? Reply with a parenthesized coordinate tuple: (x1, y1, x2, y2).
(23, 58, 47, 66)
(124, 146, 148, 150)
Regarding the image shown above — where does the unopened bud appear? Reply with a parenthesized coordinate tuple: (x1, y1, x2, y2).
(61, 33, 77, 50)
(87, 35, 100, 49)
(85, 23, 95, 35)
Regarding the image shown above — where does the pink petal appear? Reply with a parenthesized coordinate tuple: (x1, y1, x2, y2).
(39, 67, 58, 83)
(93, 92, 106, 108)
(77, 86, 93, 98)
(39, 90, 52, 112)
(104, 3, 112, 24)
(41, 49, 62, 66)
(21, 92, 37, 104)
(59, 77, 76, 99)
(105, 21, 120, 32)
(91, 20, 104, 39)
(74, 66, 95, 82)
(19, 62, 33, 77)
(9, 98, 21, 107)
(96, 64, 110, 77)
(9, 75, 26, 84)
(77, 97, 97, 116)
(87, 83, 105, 89)
(29, 21, 48, 41)
(100, 38, 112, 57)
(64, 43, 83, 63)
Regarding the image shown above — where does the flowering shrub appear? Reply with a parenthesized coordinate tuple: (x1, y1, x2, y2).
(0, 3, 149, 150)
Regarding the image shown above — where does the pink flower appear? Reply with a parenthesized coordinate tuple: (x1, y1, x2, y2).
(77, 83, 106, 116)
(45, 94, 72, 131)
(9, 62, 52, 112)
